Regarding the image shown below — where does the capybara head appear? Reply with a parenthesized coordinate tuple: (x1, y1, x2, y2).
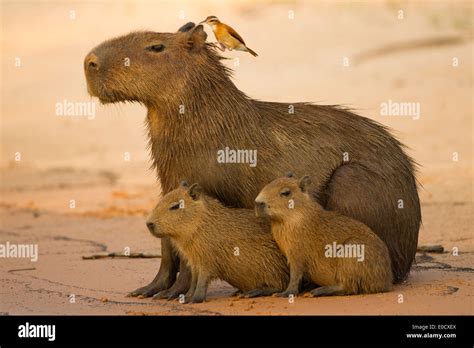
(255, 173, 314, 221)
(146, 182, 205, 239)
(84, 23, 214, 105)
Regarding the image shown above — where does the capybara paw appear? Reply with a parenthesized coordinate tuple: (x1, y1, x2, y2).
(182, 295, 193, 304)
(273, 291, 296, 298)
(309, 288, 327, 297)
(165, 291, 181, 301)
(191, 295, 206, 303)
(151, 290, 169, 300)
(309, 285, 345, 297)
(127, 284, 164, 298)
(127, 286, 150, 297)
(242, 289, 267, 298)
(231, 289, 243, 297)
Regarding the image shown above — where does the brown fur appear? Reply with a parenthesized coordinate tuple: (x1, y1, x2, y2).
(256, 175, 393, 296)
(146, 183, 289, 303)
(84, 22, 420, 297)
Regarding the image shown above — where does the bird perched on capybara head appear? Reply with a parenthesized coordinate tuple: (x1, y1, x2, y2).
(84, 22, 420, 298)
(255, 174, 393, 297)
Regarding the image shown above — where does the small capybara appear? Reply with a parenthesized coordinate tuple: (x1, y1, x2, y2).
(84, 22, 420, 297)
(146, 182, 289, 303)
(255, 174, 393, 297)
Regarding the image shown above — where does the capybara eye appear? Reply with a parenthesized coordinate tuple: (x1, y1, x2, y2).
(146, 44, 165, 53)
(280, 189, 291, 197)
(169, 203, 180, 211)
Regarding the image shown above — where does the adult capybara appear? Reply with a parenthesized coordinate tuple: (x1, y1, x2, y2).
(146, 182, 289, 303)
(255, 174, 392, 297)
(84, 22, 421, 297)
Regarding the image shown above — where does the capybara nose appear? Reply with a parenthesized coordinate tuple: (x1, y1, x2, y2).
(254, 200, 267, 217)
(146, 222, 155, 233)
(85, 53, 99, 71)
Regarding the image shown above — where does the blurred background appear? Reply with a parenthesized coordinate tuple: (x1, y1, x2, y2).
(1, 0, 472, 201)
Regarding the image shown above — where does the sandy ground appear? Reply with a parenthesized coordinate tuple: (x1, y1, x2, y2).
(0, 0, 473, 315)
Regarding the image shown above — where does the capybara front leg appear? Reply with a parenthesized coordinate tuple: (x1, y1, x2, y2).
(191, 271, 210, 303)
(183, 270, 198, 303)
(128, 237, 178, 297)
(275, 265, 303, 297)
(163, 259, 192, 300)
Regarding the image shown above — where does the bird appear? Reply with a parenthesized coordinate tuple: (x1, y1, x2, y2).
(200, 15, 258, 57)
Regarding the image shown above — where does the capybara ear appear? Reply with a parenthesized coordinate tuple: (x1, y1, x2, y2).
(180, 180, 189, 187)
(286, 171, 294, 178)
(184, 25, 207, 50)
(299, 175, 312, 193)
(177, 22, 196, 33)
(188, 183, 203, 200)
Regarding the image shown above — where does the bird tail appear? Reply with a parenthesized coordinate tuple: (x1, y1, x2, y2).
(246, 46, 258, 57)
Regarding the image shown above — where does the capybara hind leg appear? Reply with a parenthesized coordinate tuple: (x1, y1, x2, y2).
(322, 163, 420, 283)
(310, 285, 345, 297)
(242, 288, 280, 298)
(128, 237, 178, 297)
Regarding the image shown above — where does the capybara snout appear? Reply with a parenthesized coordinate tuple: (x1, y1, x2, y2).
(145, 218, 163, 238)
(254, 200, 267, 217)
(84, 53, 99, 72)
(146, 221, 155, 234)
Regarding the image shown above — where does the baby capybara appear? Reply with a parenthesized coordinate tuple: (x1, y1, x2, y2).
(255, 174, 392, 297)
(146, 182, 289, 303)
(85, 22, 420, 298)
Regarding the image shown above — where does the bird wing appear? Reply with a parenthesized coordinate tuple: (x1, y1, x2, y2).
(224, 23, 246, 45)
